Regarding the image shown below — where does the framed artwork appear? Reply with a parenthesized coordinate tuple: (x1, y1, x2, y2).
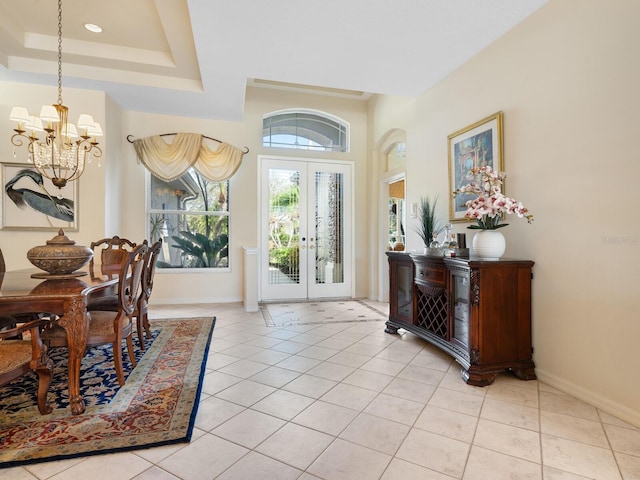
(448, 111, 504, 222)
(1, 162, 78, 231)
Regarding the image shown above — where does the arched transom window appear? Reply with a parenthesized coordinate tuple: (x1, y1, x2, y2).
(386, 142, 407, 171)
(263, 109, 349, 152)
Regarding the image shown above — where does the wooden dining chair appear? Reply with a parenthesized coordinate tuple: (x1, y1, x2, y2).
(0, 317, 54, 415)
(87, 239, 161, 351)
(43, 243, 149, 386)
(135, 239, 162, 350)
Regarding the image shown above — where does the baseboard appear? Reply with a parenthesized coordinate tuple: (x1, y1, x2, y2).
(536, 368, 640, 428)
(259, 296, 352, 304)
(151, 296, 243, 305)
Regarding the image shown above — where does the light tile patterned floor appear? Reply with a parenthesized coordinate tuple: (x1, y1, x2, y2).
(3, 301, 640, 480)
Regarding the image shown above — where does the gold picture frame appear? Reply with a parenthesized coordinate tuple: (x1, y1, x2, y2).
(448, 111, 504, 223)
(1, 162, 78, 231)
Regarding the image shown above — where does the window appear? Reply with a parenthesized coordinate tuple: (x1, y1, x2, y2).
(386, 142, 406, 171)
(147, 168, 229, 269)
(263, 109, 349, 152)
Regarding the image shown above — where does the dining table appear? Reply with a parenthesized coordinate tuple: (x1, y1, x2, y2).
(0, 263, 119, 415)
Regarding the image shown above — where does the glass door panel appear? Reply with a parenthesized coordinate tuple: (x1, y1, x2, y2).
(307, 165, 350, 298)
(452, 274, 470, 349)
(267, 168, 302, 288)
(397, 264, 413, 318)
(313, 171, 343, 285)
(262, 164, 307, 299)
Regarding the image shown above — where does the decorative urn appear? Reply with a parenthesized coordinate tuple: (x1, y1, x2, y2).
(27, 229, 93, 276)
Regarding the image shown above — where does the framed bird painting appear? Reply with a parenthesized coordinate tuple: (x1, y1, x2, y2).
(1, 162, 78, 231)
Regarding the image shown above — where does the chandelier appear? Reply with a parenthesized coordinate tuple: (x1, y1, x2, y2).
(9, 0, 102, 189)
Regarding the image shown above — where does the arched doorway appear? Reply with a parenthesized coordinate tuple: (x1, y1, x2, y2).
(376, 129, 407, 303)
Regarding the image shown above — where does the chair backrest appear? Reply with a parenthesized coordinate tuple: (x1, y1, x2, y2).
(118, 242, 148, 317)
(90, 236, 137, 274)
(141, 239, 163, 301)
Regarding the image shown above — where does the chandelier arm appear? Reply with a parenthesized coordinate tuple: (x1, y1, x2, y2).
(32, 164, 55, 182)
(11, 133, 27, 148)
(88, 144, 103, 159)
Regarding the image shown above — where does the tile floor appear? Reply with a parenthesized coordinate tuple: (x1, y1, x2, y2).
(3, 300, 640, 480)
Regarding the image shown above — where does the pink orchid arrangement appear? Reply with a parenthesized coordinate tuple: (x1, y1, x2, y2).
(453, 166, 533, 230)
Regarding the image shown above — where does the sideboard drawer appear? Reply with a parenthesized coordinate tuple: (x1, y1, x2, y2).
(415, 265, 446, 286)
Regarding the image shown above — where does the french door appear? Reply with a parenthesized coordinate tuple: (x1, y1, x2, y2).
(260, 157, 352, 300)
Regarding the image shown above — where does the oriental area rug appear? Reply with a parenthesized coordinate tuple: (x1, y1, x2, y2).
(0, 316, 215, 468)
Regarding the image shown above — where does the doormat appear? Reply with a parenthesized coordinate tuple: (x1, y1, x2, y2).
(261, 299, 387, 327)
(0, 317, 215, 468)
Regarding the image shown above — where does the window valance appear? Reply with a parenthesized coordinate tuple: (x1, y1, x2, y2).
(131, 133, 246, 182)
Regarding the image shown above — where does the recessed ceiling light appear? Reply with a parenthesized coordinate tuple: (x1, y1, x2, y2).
(84, 23, 102, 33)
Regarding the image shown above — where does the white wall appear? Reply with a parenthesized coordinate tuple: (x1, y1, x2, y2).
(103, 95, 124, 235)
(371, 0, 640, 426)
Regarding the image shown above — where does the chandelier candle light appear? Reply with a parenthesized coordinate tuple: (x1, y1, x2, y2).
(453, 166, 533, 260)
(9, 0, 102, 189)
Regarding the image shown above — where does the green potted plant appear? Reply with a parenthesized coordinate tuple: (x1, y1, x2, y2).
(415, 195, 442, 254)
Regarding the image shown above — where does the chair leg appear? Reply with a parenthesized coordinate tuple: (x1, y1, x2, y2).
(136, 315, 146, 351)
(136, 309, 152, 351)
(113, 335, 138, 387)
(35, 360, 54, 415)
(113, 341, 125, 387)
(126, 335, 137, 369)
(143, 311, 151, 339)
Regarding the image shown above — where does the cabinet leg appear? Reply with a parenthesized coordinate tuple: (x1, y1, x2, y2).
(462, 368, 498, 387)
(384, 322, 399, 334)
(462, 363, 537, 386)
(510, 365, 537, 381)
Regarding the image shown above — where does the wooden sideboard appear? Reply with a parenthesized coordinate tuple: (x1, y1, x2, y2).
(385, 251, 536, 386)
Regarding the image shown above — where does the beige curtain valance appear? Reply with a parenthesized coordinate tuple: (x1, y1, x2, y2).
(132, 133, 245, 182)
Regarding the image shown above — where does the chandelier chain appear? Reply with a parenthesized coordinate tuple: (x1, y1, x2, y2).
(57, 0, 63, 105)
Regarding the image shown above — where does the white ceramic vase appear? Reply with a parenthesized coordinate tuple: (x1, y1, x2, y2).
(472, 230, 506, 260)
